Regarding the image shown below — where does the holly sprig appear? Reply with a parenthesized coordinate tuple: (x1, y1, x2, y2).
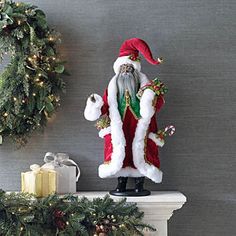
(95, 116, 110, 130)
(157, 129, 167, 140)
(128, 54, 141, 62)
(137, 78, 168, 99)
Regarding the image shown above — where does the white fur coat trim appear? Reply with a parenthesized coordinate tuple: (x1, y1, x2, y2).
(84, 94, 104, 121)
(113, 56, 141, 74)
(132, 89, 163, 183)
(148, 132, 165, 147)
(111, 167, 143, 178)
(99, 72, 162, 183)
(98, 75, 126, 178)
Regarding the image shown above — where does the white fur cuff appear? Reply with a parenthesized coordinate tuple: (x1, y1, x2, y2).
(84, 94, 104, 121)
(98, 127, 111, 138)
(148, 132, 165, 147)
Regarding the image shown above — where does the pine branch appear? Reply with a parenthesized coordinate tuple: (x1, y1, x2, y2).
(0, 190, 156, 235)
(0, 0, 67, 145)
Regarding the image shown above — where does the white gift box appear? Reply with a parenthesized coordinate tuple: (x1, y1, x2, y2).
(42, 152, 80, 194)
(55, 165, 76, 194)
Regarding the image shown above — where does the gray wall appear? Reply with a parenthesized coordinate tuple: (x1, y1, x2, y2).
(0, 0, 235, 235)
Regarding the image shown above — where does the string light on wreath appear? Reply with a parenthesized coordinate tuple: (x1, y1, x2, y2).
(0, 0, 67, 145)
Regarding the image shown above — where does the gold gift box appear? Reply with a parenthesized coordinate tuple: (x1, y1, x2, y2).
(21, 167, 56, 197)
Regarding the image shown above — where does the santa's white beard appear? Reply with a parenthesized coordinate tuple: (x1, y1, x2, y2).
(116, 71, 140, 101)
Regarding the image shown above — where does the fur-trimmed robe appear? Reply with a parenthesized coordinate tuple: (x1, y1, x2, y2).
(84, 72, 165, 183)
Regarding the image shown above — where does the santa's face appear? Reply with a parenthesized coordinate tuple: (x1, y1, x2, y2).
(116, 64, 140, 101)
(119, 63, 135, 75)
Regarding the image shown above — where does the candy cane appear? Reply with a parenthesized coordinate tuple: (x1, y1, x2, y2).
(164, 125, 176, 136)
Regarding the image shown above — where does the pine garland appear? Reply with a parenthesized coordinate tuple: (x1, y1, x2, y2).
(0, 0, 67, 145)
(0, 190, 155, 236)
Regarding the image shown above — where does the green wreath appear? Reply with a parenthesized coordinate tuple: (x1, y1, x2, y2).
(0, 0, 67, 145)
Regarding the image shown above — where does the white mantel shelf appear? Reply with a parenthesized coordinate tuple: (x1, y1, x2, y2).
(75, 191, 187, 236)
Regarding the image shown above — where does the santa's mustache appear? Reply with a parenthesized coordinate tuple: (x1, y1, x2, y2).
(116, 71, 140, 101)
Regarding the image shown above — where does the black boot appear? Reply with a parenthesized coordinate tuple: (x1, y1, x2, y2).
(110, 177, 150, 196)
(134, 177, 150, 196)
(134, 177, 145, 193)
(115, 177, 128, 192)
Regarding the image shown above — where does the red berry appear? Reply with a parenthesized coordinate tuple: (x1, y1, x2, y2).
(55, 219, 66, 230)
(54, 210, 65, 218)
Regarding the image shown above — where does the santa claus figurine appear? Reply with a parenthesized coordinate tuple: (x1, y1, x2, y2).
(84, 38, 174, 196)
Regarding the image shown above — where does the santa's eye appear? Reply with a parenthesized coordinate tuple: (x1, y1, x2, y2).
(129, 67, 134, 72)
(119, 64, 134, 73)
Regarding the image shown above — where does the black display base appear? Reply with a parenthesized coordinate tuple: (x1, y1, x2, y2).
(109, 189, 151, 197)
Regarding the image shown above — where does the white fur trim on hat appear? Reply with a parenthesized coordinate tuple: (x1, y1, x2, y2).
(84, 94, 104, 121)
(113, 56, 141, 74)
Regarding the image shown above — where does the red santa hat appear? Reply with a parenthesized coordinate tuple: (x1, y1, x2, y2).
(113, 38, 162, 74)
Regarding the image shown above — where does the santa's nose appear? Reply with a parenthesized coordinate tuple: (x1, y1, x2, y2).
(120, 64, 134, 74)
(124, 68, 132, 74)
(123, 68, 128, 73)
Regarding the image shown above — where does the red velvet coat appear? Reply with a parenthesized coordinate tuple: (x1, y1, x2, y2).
(101, 89, 164, 169)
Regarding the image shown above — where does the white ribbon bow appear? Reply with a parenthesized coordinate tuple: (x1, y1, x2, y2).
(43, 152, 80, 181)
(30, 164, 43, 173)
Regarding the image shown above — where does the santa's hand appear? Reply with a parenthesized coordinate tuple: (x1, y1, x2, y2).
(90, 94, 96, 103)
(88, 93, 103, 108)
(84, 93, 104, 121)
(158, 57, 164, 64)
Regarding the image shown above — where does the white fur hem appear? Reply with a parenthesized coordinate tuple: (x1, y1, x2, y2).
(148, 132, 165, 147)
(98, 127, 111, 138)
(84, 94, 103, 121)
(101, 167, 144, 178)
(113, 56, 141, 74)
(99, 165, 161, 180)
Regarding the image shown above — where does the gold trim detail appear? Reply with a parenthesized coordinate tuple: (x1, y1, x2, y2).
(144, 132, 152, 165)
(152, 96, 158, 108)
